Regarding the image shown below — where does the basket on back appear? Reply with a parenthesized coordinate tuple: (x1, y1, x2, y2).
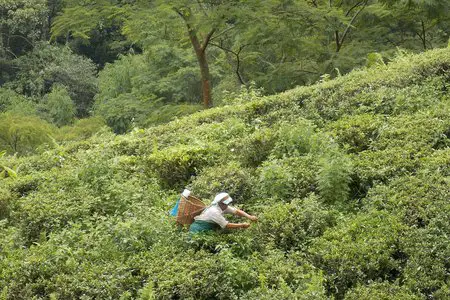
(176, 194, 206, 225)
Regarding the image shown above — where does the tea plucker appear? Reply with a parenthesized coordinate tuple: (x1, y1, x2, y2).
(189, 192, 258, 234)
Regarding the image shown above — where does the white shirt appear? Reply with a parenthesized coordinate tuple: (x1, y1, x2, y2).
(194, 205, 237, 228)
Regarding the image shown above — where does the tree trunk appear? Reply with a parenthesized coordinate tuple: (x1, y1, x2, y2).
(176, 9, 213, 108)
(194, 45, 213, 108)
(421, 20, 427, 50)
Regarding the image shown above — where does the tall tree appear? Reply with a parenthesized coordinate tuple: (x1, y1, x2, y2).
(52, 0, 245, 108)
(121, 0, 244, 107)
(379, 0, 450, 50)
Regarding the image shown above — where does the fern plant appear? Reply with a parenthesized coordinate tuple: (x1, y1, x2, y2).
(316, 151, 353, 204)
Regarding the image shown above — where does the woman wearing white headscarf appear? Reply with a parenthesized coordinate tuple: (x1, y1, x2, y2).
(189, 192, 257, 234)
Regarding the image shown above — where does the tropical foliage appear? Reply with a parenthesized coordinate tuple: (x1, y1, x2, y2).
(0, 47, 449, 299)
(1, 0, 450, 298)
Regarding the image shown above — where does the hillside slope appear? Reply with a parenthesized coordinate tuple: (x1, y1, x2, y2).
(1, 48, 449, 299)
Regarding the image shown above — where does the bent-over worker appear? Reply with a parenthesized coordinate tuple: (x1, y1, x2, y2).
(189, 192, 257, 234)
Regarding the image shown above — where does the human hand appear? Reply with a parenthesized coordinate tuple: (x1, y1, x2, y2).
(241, 223, 250, 228)
(249, 215, 258, 222)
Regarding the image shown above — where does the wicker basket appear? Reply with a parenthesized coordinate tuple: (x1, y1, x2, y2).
(176, 194, 206, 225)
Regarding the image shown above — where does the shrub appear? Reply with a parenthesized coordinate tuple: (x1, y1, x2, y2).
(310, 210, 406, 298)
(144, 104, 203, 126)
(326, 114, 383, 153)
(56, 117, 107, 142)
(345, 282, 421, 300)
(190, 161, 255, 203)
(366, 52, 385, 68)
(38, 85, 76, 127)
(1, 220, 143, 299)
(372, 110, 450, 152)
(352, 145, 426, 188)
(0, 113, 54, 155)
(0, 88, 37, 115)
(270, 119, 320, 159)
(401, 225, 450, 298)
(255, 194, 337, 251)
(13, 173, 95, 242)
(238, 251, 327, 300)
(234, 127, 276, 167)
(316, 150, 353, 204)
(144, 143, 220, 189)
(363, 172, 449, 227)
(0, 187, 12, 219)
(190, 117, 249, 145)
(140, 248, 326, 300)
(257, 155, 318, 201)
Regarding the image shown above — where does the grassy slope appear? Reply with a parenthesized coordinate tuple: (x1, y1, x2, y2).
(0, 48, 449, 299)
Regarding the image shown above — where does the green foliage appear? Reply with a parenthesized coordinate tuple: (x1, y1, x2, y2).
(257, 155, 318, 201)
(270, 120, 320, 159)
(0, 150, 17, 179)
(0, 113, 54, 155)
(0, 47, 449, 300)
(366, 52, 386, 68)
(255, 194, 337, 252)
(311, 210, 406, 298)
(38, 84, 76, 127)
(95, 92, 153, 134)
(235, 127, 276, 168)
(144, 143, 220, 189)
(326, 114, 384, 153)
(144, 104, 203, 126)
(0, 88, 37, 115)
(0, 0, 48, 59)
(0, 187, 12, 219)
(363, 172, 450, 297)
(94, 50, 208, 132)
(56, 117, 106, 142)
(190, 161, 255, 202)
(316, 150, 353, 204)
(345, 282, 421, 300)
(7, 42, 97, 117)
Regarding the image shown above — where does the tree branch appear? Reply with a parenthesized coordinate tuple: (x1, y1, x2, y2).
(210, 42, 248, 85)
(209, 25, 236, 42)
(201, 29, 216, 52)
(337, 0, 368, 52)
(345, 1, 363, 17)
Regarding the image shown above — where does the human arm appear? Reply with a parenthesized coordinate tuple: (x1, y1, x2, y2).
(225, 222, 250, 229)
(235, 209, 258, 222)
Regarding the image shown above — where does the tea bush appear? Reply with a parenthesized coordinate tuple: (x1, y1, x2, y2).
(344, 282, 421, 300)
(190, 161, 256, 203)
(144, 143, 221, 189)
(0, 187, 12, 219)
(270, 119, 319, 158)
(257, 155, 318, 201)
(326, 114, 384, 153)
(401, 224, 450, 298)
(233, 127, 276, 167)
(363, 172, 449, 227)
(310, 210, 406, 298)
(0, 48, 449, 300)
(255, 194, 337, 251)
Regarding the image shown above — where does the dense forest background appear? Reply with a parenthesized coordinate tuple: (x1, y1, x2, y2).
(0, 1, 449, 300)
(1, 0, 450, 144)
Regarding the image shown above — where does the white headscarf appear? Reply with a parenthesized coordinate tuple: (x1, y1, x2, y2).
(211, 192, 233, 205)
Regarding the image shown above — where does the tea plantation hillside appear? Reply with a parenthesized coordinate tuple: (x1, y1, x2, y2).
(1, 49, 449, 299)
